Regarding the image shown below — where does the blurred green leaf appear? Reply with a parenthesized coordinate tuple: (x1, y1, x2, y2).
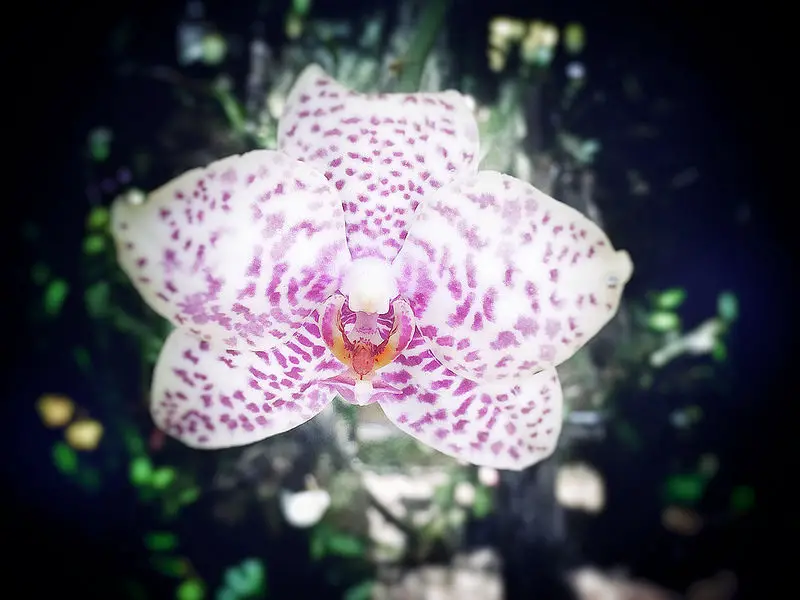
(122, 425, 146, 456)
(53, 442, 78, 474)
(559, 133, 600, 165)
(85, 282, 110, 318)
(656, 288, 686, 310)
(215, 588, 237, 600)
(433, 482, 453, 506)
(344, 580, 374, 600)
(83, 234, 106, 255)
(240, 558, 265, 587)
(472, 485, 493, 518)
(89, 128, 113, 162)
(310, 528, 326, 560)
(87, 206, 110, 230)
(730, 485, 755, 514)
(292, 0, 312, 16)
(325, 533, 365, 557)
(684, 405, 703, 422)
(213, 86, 246, 135)
(150, 555, 187, 578)
(77, 466, 102, 492)
(334, 398, 358, 429)
(223, 569, 248, 595)
(73, 346, 93, 371)
(152, 467, 177, 489)
(223, 559, 264, 596)
(179, 485, 201, 505)
(44, 279, 69, 317)
(664, 474, 706, 504)
(130, 456, 153, 486)
(717, 292, 738, 322)
(162, 497, 182, 520)
(145, 531, 178, 552)
(647, 311, 680, 332)
(177, 579, 205, 600)
(712, 340, 727, 362)
(219, 558, 267, 597)
(201, 33, 227, 65)
(563, 22, 586, 54)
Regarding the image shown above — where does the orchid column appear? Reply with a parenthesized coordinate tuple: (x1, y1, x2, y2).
(112, 64, 632, 471)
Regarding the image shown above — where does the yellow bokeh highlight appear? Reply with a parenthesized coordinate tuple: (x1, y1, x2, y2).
(65, 419, 104, 451)
(489, 16, 527, 46)
(662, 505, 703, 535)
(36, 394, 75, 428)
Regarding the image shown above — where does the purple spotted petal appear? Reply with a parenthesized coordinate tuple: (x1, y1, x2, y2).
(395, 171, 633, 382)
(112, 150, 350, 349)
(278, 64, 480, 261)
(375, 333, 563, 470)
(151, 320, 347, 449)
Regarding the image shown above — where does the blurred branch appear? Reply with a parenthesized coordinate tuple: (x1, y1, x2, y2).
(367, 490, 415, 539)
(395, 0, 452, 93)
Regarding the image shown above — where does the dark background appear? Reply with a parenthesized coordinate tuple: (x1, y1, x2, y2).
(5, 0, 792, 597)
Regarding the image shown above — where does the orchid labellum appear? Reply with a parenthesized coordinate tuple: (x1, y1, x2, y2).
(112, 65, 633, 470)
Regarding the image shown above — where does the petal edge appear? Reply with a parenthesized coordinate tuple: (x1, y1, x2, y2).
(151, 321, 344, 449)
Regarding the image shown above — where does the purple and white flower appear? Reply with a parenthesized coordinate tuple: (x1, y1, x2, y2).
(112, 65, 633, 470)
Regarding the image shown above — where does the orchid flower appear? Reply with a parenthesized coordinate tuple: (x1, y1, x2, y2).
(111, 65, 633, 470)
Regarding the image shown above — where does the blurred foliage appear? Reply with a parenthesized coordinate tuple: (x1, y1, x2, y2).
(23, 0, 750, 597)
(217, 559, 267, 599)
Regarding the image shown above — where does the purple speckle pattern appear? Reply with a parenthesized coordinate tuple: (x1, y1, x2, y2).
(278, 65, 479, 262)
(151, 323, 347, 448)
(375, 331, 563, 470)
(113, 65, 632, 469)
(394, 171, 632, 383)
(111, 150, 350, 348)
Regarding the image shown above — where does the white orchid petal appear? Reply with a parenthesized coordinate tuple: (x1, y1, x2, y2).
(278, 64, 480, 261)
(112, 150, 350, 349)
(395, 171, 632, 381)
(375, 333, 563, 470)
(150, 323, 347, 449)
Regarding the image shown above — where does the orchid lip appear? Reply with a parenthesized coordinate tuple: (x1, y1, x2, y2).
(318, 292, 415, 398)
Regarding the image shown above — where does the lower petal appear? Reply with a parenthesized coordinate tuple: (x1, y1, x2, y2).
(151, 322, 346, 449)
(376, 335, 563, 470)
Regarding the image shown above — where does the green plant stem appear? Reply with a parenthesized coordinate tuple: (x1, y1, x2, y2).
(395, 0, 453, 93)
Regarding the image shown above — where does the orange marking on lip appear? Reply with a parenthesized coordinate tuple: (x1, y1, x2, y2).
(373, 339, 399, 370)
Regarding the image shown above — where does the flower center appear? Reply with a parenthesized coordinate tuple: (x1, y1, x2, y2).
(351, 344, 375, 376)
(318, 288, 415, 404)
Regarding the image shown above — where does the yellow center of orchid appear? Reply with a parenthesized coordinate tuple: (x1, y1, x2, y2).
(318, 258, 415, 403)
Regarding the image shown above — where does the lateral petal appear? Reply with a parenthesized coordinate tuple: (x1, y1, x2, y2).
(112, 150, 350, 349)
(395, 171, 632, 381)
